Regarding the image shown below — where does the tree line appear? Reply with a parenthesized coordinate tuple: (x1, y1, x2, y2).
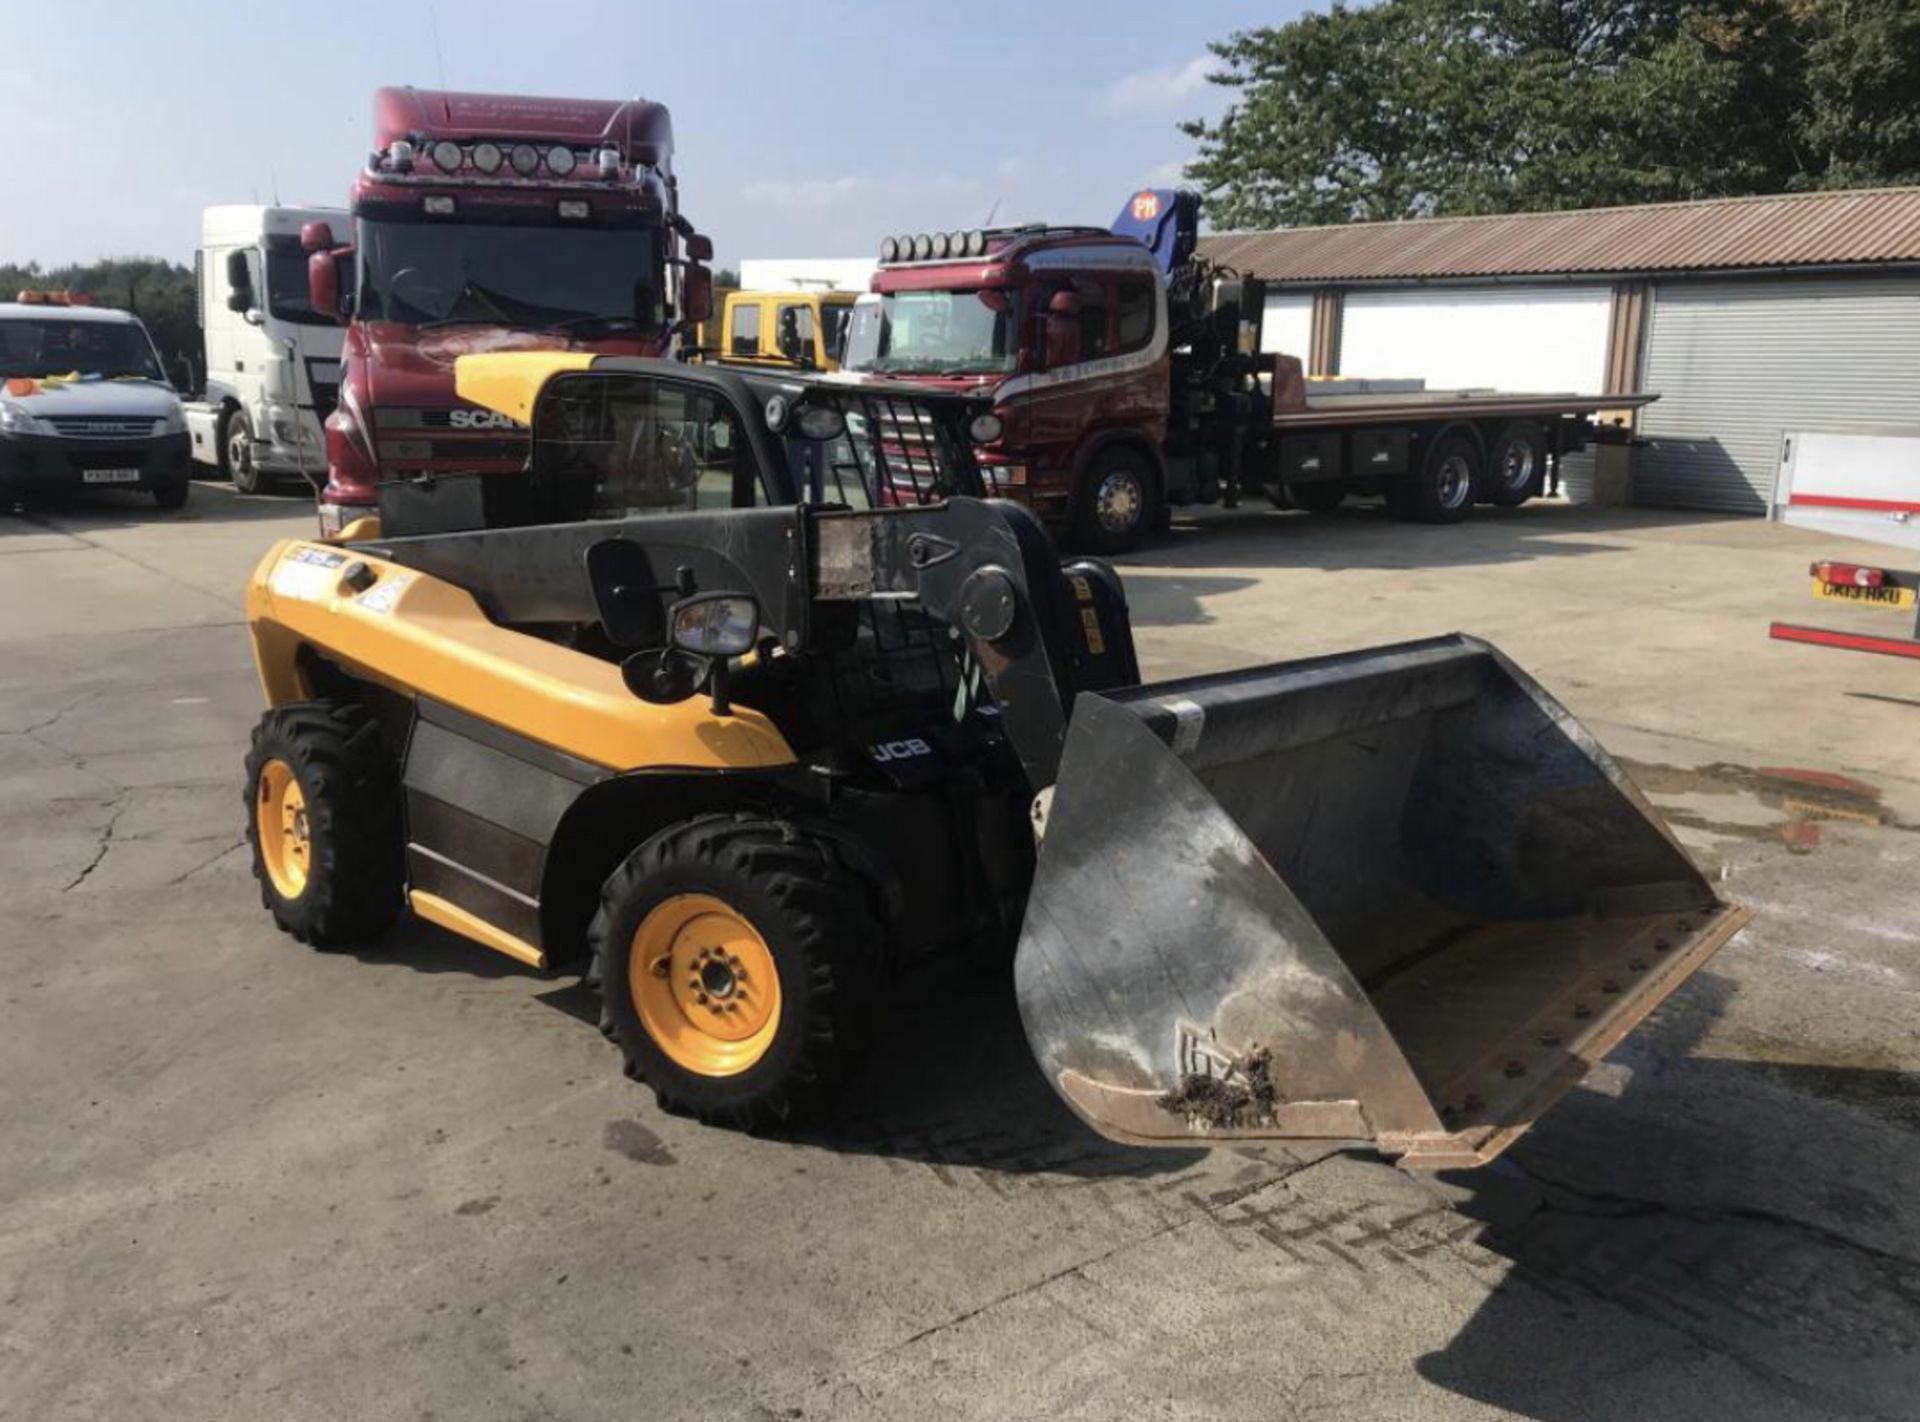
(1, 257, 201, 388)
(1183, 0, 1920, 228)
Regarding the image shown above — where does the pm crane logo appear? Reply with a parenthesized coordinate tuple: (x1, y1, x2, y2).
(1132, 191, 1161, 221)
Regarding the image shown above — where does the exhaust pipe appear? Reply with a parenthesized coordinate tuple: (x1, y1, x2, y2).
(1013, 634, 1747, 1169)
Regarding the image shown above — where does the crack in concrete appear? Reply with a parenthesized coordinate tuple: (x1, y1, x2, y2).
(61, 797, 128, 892)
(166, 836, 248, 885)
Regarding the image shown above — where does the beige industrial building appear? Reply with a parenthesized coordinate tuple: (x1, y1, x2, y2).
(1200, 186, 1920, 512)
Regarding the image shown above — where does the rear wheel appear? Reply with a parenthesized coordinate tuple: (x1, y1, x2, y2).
(220, 409, 266, 494)
(1405, 433, 1480, 524)
(1485, 420, 1548, 507)
(591, 813, 881, 1128)
(243, 700, 403, 947)
(1286, 481, 1346, 514)
(1070, 447, 1158, 555)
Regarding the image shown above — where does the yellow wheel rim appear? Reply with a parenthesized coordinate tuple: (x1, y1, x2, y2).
(630, 893, 783, 1077)
(256, 758, 312, 900)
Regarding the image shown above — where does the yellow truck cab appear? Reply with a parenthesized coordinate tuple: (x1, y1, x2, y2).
(710, 290, 858, 372)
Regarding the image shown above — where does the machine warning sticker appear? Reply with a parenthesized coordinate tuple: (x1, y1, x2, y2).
(270, 546, 349, 600)
(357, 574, 414, 615)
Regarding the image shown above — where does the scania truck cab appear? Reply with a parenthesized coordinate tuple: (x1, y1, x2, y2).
(303, 88, 715, 535)
(184, 205, 347, 493)
(0, 293, 191, 510)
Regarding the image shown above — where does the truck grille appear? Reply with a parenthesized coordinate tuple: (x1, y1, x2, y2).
(44, 417, 161, 439)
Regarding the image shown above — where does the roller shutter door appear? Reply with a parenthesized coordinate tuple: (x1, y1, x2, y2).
(1638, 276, 1920, 513)
(1259, 292, 1314, 362)
(1338, 286, 1611, 394)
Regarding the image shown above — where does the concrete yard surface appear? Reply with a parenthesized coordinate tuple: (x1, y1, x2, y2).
(2, 484, 1916, 1421)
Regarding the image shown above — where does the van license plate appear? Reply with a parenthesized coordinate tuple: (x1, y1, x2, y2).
(82, 468, 141, 484)
(1811, 579, 1914, 611)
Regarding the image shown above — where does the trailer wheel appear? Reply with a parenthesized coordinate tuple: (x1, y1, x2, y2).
(220, 409, 267, 495)
(243, 700, 404, 948)
(591, 813, 881, 1129)
(1071, 447, 1158, 555)
(1287, 482, 1346, 514)
(1408, 433, 1480, 524)
(1485, 421, 1547, 507)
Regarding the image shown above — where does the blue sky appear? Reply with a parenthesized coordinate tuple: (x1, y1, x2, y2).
(0, 0, 1304, 269)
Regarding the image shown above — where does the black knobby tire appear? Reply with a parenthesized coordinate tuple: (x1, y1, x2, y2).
(151, 476, 190, 510)
(243, 700, 404, 948)
(1287, 481, 1346, 514)
(1484, 420, 1548, 507)
(590, 813, 881, 1129)
(1070, 446, 1159, 555)
(221, 408, 266, 494)
(1408, 433, 1481, 524)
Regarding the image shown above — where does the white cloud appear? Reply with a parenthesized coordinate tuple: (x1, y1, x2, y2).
(1102, 56, 1216, 116)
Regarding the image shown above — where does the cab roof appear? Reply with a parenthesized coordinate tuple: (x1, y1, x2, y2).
(0, 302, 141, 325)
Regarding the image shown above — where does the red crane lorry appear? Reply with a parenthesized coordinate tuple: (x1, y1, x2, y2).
(844, 189, 1650, 552)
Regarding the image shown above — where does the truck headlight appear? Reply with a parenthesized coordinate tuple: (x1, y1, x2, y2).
(0, 402, 44, 436)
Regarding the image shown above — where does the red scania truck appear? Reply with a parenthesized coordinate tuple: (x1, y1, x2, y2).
(844, 189, 1650, 552)
(303, 88, 714, 534)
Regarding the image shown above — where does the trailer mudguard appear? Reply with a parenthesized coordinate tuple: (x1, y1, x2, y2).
(1013, 633, 1748, 1169)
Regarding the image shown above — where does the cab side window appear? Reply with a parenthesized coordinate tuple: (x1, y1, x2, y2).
(777, 304, 815, 363)
(1075, 278, 1112, 361)
(1115, 279, 1155, 352)
(730, 302, 762, 358)
(533, 375, 763, 517)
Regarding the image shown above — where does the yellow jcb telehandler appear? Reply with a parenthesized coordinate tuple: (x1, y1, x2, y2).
(241, 352, 1746, 1168)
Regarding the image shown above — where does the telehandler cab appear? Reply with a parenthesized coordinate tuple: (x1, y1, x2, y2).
(243, 352, 1746, 1169)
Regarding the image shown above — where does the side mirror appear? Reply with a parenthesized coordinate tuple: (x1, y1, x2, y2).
(669, 592, 759, 658)
(300, 221, 335, 254)
(683, 264, 713, 325)
(309, 250, 344, 326)
(684, 233, 714, 263)
(622, 647, 704, 705)
(225, 250, 252, 313)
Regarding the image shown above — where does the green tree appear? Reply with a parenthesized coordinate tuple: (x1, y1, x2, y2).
(1182, 0, 1920, 228)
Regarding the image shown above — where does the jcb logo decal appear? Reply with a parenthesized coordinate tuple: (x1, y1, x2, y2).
(871, 738, 932, 762)
(447, 408, 521, 429)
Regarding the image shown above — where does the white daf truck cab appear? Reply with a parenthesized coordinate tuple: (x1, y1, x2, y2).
(184, 205, 345, 493)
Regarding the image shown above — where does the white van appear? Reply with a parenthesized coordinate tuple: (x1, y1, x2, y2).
(0, 295, 192, 508)
(184, 205, 346, 493)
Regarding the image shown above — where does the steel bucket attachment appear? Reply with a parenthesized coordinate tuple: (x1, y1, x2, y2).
(1014, 634, 1748, 1169)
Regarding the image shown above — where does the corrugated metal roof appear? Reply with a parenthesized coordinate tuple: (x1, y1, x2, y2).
(1198, 187, 1920, 285)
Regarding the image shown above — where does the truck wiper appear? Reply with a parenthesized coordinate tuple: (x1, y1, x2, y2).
(545, 316, 645, 336)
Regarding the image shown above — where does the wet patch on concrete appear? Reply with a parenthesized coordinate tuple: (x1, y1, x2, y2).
(1619, 758, 1908, 855)
(604, 1119, 675, 1165)
(454, 1195, 499, 1216)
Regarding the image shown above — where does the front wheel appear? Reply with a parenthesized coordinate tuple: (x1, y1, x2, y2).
(151, 475, 190, 510)
(243, 701, 404, 947)
(1070, 447, 1158, 555)
(221, 409, 267, 494)
(591, 813, 881, 1128)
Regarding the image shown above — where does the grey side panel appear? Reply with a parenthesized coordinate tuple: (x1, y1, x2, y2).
(402, 700, 606, 949)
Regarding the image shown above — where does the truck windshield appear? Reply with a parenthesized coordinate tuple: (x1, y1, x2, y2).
(843, 289, 1020, 375)
(355, 219, 664, 336)
(0, 318, 165, 381)
(265, 241, 337, 327)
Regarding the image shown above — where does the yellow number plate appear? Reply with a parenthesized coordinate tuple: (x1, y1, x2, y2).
(1810, 579, 1915, 611)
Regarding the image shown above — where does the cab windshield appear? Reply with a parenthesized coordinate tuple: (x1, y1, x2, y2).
(356, 218, 665, 338)
(843, 288, 1020, 375)
(0, 318, 166, 381)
